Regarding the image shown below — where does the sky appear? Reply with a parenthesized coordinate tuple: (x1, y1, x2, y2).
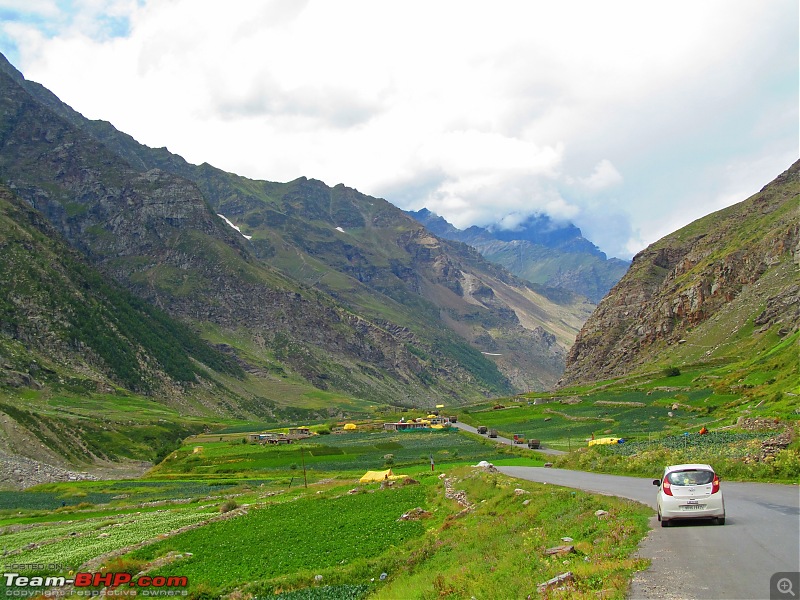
(0, 1, 797, 259)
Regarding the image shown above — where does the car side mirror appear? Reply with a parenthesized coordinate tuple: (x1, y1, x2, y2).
(652, 479, 661, 486)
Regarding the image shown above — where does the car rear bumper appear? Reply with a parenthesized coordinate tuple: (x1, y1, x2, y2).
(660, 497, 725, 520)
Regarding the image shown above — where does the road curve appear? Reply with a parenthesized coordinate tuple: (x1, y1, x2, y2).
(499, 466, 799, 600)
(450, 421, 566, 455)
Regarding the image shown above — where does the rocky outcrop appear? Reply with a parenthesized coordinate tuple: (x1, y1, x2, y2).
(0, 453, 99, 489)
(562, 160, 800, 384)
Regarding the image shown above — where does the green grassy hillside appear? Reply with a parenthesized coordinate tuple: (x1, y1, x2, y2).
(564, 160, 799, 386)
(460, 340, 799, 482)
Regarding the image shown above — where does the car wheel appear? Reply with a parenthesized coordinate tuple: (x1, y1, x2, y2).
(660, 518, 669, 527)
(715, 517, 725, 525)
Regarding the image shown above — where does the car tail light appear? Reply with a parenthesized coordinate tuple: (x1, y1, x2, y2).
(711, 475, 720, 494)
(662, 480, 673, 496)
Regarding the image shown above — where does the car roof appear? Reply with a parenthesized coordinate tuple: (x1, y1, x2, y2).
(663, 463, 715, 473)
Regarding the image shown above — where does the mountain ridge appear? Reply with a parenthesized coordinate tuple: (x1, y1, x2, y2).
(407, 208, 629, 302)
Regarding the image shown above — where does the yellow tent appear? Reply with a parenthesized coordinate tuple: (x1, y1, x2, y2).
(343, 423, 357, 430)
(588, 437, 620, 446)
(360, 469, 394, 483)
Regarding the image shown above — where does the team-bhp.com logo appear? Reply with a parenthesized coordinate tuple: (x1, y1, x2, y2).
(4, 572, 189, 596)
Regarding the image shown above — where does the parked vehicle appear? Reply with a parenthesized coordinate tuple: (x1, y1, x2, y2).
(488, 429, 498, 438)
(653, 463, 725, 527)
(449, 416, 458, 423)
(527, 439, 541, 449)
(477, 426, 488, 434)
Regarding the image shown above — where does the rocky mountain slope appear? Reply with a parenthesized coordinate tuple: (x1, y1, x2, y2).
(0, 183, 244, 394)
(0, 52, 591, 412)
(563, 160, 799, 385)
(408, 209, 629, 302)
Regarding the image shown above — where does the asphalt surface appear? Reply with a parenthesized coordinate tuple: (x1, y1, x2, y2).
(498, 466, 800, 600)
(450, 421, 566, 456)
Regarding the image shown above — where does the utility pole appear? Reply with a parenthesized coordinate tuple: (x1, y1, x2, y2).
(301, 445, 308, 488)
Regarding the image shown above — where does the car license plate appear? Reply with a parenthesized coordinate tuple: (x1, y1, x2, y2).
(681, 504, 706, 510)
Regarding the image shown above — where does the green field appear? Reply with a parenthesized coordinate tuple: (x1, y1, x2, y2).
(0, 467, 651, 599)
(131, 483, 429, 589)
(462, 383, 785, 447)
(150, 428, 524, 480)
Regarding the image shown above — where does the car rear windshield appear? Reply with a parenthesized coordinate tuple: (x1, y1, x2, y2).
(666, 470, 715, 486)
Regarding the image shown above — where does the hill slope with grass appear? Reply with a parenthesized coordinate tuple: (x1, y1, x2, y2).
(0, 183, 250, 475)
(563, 160, 799, 393)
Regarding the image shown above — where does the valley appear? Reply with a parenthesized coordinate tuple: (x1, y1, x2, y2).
(0, 50, 797, 600)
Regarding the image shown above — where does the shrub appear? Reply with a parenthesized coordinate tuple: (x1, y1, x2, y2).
(100, 556, 147, 576)
(220, 500, 239, 513)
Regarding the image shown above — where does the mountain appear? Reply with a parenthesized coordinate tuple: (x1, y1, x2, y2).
(562, 160, 799, 388)
(0, 183, 244, 390)
(407, 208, 629, 302)
(0, 52, 592, 416)
(0, 181, 255, 468)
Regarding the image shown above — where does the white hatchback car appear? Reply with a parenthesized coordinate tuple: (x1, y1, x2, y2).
(653, 463, 726, 527)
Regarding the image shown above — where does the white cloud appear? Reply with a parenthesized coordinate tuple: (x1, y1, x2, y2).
(0, 0, 796, 260)
(580, 160, 623, 190)
(0, 0, 59, 18)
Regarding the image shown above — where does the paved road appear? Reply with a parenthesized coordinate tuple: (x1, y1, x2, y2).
(499, 466, 800, 600)
(450, 421, 566, 456)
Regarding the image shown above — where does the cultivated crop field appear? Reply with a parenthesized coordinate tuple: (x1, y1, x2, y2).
(603, 430, 774, 457)
(458, 366, 798, 482)
(462, 386, 752, 448)
(1, 506, 217, 568)
(150, 428, 516, 480)
(130, 481, 429, 591)
(0, 467, 652, 599)
(0, 480, 258, 515)
(555, 427, 800, 481)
